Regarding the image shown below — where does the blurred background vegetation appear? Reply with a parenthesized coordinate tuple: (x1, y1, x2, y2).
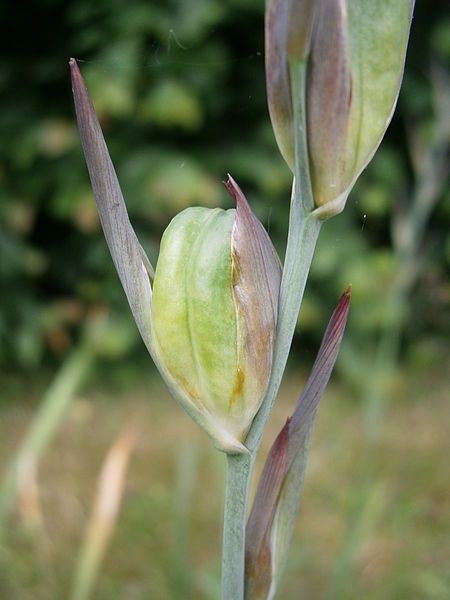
(0, 1, 449, 599)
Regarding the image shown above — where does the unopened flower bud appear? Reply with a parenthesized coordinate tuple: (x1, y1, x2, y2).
(151, 177, 282, 453)
(266, 0, 414, 218)
(266, 0, 318, 170)
(71, 60, 282, 454)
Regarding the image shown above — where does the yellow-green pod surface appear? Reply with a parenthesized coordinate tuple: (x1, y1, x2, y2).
(151, 179, 281, 454)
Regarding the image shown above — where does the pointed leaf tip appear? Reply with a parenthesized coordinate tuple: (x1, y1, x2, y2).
(289, 284, 351, 436)
(70, 59, 155, 355)
(224, 173, 247, 211)
(69, 58, 85, 96)
(246, 288, 351, 599)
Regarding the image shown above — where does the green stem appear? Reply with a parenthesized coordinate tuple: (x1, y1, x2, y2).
(248, 58, 319, 452)
(220, 210, 319, 600)
(221, 453, 253, 600)
(220, 59, 321, 599)
(247, 208, 321, 453)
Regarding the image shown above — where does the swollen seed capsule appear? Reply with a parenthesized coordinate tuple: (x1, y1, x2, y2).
(70, 59, 281, 454)
(150, 177, 281, 453)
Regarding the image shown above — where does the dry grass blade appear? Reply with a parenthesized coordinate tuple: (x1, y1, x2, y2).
(16, 454, 44, 534)
(0, 346, 91, 538)
(71, 418, 140, 600)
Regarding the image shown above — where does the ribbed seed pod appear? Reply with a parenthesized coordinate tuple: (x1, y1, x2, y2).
(71, 58, 282, 454)
(151, 177, 282, 453)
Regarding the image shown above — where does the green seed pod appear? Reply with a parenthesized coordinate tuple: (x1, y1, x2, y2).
(151, 177, 282, 454)
(266, 0, 414, 218)
(70, 59, 281, 454)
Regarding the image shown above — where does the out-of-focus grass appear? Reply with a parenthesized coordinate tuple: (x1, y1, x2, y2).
(0, 366, 448, 599)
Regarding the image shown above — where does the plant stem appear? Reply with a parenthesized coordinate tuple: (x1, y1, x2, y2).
(221, 208, 320, 600)
(247, 208, 321, 453)
(220, 206, 319, 600)
(249, 57, 319, 451)
(221, 453, 253, 600)
(221, 58, 322, 599)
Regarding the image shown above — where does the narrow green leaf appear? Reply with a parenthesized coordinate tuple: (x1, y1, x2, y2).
(245, 419, 290, 600)
(245, 287, 351, 599)
(70, 59, 154, 352)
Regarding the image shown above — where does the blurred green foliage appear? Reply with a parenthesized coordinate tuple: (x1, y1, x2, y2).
(0, 6, 449, 598)
(0, 0, 448, 378)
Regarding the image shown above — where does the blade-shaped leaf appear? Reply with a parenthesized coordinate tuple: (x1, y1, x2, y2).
(245, 287, 351, 599)
(70, 58, 154, 352)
